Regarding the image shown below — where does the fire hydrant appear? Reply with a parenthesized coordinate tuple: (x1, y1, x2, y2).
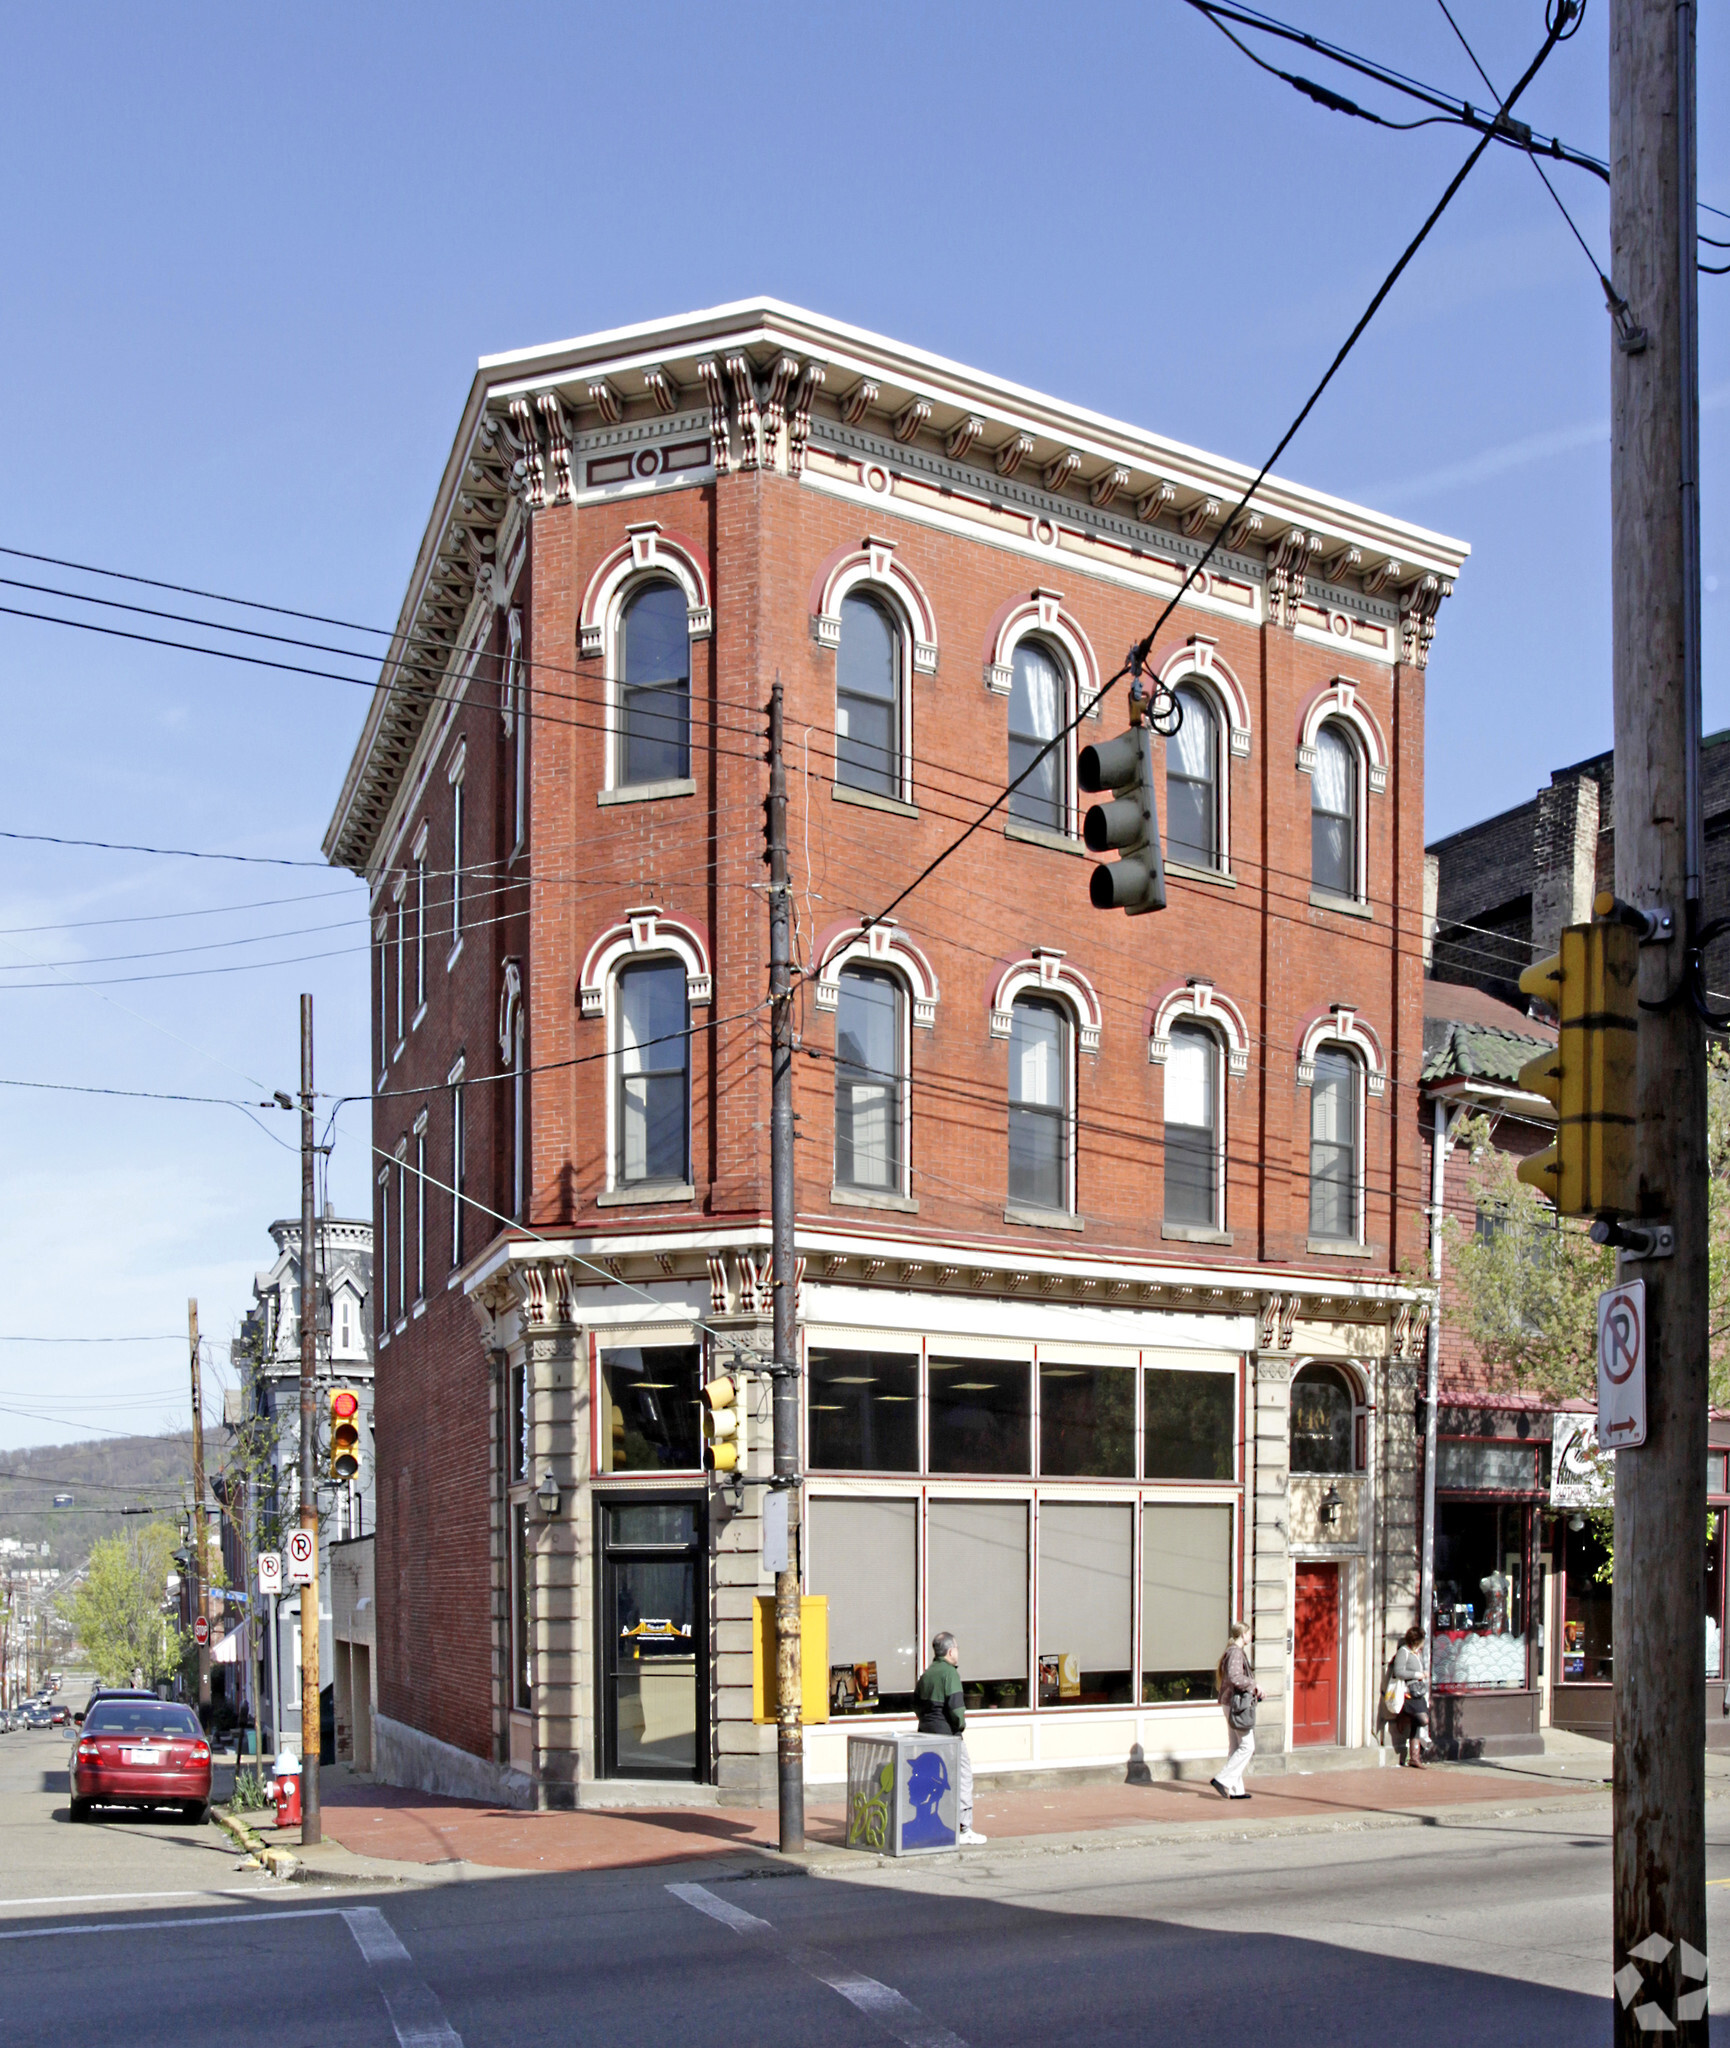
(271, 1748, 301, 1829)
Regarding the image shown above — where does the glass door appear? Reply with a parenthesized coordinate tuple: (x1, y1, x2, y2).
(598, 1497, 705, 1780)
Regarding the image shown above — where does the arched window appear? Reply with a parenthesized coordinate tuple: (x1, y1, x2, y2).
(836, 595, 903, 798)
(619, 582, 691, 786)
(835, 965, 905, 1192)
(1309, 1046, 1360, 1241)
(615, 959, 689, 1187)
(1291, 1364, 1359, 1474)
(1166, 686, 1219, 869)
(1163, 1020, 1220, 1227)
(1311, 721, 1358, 898)
(1008, 641, 1066, 834)
(1008, 995, 1070, 1211)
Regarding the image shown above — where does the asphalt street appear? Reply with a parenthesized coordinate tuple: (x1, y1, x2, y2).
(6, 1725, 1730, 2046)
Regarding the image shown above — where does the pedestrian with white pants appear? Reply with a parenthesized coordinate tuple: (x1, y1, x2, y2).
(1211, 1621, 1261, 1800)
(915, 1630, 986, 1844)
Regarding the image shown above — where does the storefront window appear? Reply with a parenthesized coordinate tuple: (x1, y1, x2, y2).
(1039, 1363, 1133, 1477)
(808, 1497, 918, 1716)
(1037, 1503, 1132, 1704)
(1561, 1513, 1612, 1684)
(1291, 1365, 1356, 1474)
(807, 1349, 919, 1472)
(1433, 1499, 1529, 1689)
(1141, 1502, 1232, 1703)
(599, 1344, 701, 1472)
(929, 1499, 1029, 1708)
(1707, 1512, 1723, 1682)
(1144, 1368, 1236, 1481)
(928, 1357, 1030, 1475)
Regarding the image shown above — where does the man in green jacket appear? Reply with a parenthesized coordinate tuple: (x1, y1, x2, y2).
(915, 1631, 986, 1844)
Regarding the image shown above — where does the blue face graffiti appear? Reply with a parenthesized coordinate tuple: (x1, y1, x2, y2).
(901, 1748, 954, 1849)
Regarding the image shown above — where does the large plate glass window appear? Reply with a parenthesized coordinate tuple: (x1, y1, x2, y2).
(1308, 1048, 1359, 1240)
(1166, 686, 1218, 867)
(806, 1348, 919, 1471)
(616, 960, 689, 1186)
(599, 1344, 702, 1472)
(836, 594, 902, 797)
(1037, 1503, 1132, 1705)
(1144, 1367, 1236, 1481)
(928, 1356, 1030, 1475)
(1311, 721, 1358, 897)
(1432, 1499, 1529, 1689)
(929, 1499, 1029, 1709)
(807, 1497, 919, 1716)
(1007, 640, 1065, 833)
(1141, 1502, 1232, 1703)
(1163, 1022, 1218, 1227)
(1039, 1361, 1133, 1477)
(620, 583, 690, 785)
(1009, 996, 1068, 1212)
(835, 966, 903, 1193)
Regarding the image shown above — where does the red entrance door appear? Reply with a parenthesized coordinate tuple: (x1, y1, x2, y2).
(1292, 1562, 1341, 1745)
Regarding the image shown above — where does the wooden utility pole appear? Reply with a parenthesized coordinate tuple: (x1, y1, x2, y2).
(1610, 1, 1707, 2039)
(767, 677, 803, 1852)
(188, 1299, 210, 1710)
(298, 993, 322, 1844)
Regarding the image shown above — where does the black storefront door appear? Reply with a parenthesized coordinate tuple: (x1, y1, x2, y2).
(598, 1496, 706, 1780)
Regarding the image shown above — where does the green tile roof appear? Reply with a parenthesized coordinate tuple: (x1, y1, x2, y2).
(1421, 1018, 1553, 1086)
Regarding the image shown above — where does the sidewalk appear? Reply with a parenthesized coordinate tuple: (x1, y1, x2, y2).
(254, 1746, 1616, 1884)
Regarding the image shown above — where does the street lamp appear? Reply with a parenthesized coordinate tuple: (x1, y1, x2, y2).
(535, 1469, 561, 1519)
(1318, 1484, 1343, 1528)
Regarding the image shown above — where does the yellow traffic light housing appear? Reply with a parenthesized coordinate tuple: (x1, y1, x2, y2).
(329, 1388, 362, 1482)
(700, 1374, 744, 1474)
(1515, 917, 1638, 1216)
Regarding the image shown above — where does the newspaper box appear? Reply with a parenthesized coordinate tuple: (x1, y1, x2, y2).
(844, 1733, 961, 1856)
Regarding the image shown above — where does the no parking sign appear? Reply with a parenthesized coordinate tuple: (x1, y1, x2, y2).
(1598, 1278, 1647, 1450)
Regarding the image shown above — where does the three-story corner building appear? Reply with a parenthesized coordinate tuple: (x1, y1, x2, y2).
(323, 299, 1468, 1810)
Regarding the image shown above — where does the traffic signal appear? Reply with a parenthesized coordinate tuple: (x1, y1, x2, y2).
(1078, 722, 1166, 914)
(1515, 917, 1638, 1216)
(700, 1374, 744, 1475)
(329, 1388, 362, 1482)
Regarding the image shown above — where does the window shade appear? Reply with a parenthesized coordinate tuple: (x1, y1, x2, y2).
(1142, 1503, 1233, 1674)
(928, 1499, 1028, 1688)
(807, 1498, 918, 1694)
(1037, 1503, 1132, 1670)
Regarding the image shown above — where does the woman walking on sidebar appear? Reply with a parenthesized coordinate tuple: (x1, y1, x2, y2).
(1212, 1621, 1261, 1800)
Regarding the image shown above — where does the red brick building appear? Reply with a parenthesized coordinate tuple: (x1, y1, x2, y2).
(325, 301, 1468, 1806)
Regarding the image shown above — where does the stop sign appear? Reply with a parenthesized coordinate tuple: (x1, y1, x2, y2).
(193, 1616, 208, 1646)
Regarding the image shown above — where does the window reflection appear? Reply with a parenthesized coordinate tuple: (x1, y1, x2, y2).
(1039, 1363, 1133, 1477)
(807, 1349, 919, 1471)
(600, 1345, 702, 1472)
(1144, 1370, 1235, 1481)
(928, 1357, 1030, 1475)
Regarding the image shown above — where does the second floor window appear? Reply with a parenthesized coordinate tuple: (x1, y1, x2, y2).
(1008, 996, 1068, 1210)
(836, 594, 902, 798)
(1163, 1021, 1219, 1226)
(835, 965, 903, 1192)
(620, 582, 690, 785)
(1008, 641, 1065, 834)
(1312, 722, 1358, 898)
(1167, 687, 1219, 869)
(616, 960, 689, 1186)
(1309, 1047, 1360, 1240)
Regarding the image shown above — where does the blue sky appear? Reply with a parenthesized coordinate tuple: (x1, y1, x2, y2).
(0, 1, 1722, 1452)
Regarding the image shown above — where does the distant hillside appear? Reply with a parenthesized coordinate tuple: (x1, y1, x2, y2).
(0, 1432, 195, 1576)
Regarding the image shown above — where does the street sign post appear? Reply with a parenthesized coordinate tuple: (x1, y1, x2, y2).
(1598, 1277, 1648, 1450)
(286, 1528, 316, 1587)
(257, 1551, 283, 1596)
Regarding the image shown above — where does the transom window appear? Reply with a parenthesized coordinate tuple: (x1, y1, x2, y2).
(616, 960, 689, 1186)
(1308, 1046, 1360, 1240)
(620, 583, 691, 786)
(1008, 996, 1069, 1212)
(1166, 686, 1219, 869)
(1291, 1364, 1359, 1473)
(1311, 722, 1358, 897)
(1008, 641, 1066, 834)
(835, 965, 904, 1192)
(835, 595, 903, 797)
(1163, 1021, 1219, 1227)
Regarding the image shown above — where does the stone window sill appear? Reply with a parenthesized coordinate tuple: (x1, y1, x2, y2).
(1309, 889, 1372, 920)
(1161, 1222, 1234, 1245)
(1004, 820, 1083, 857)
(1307, 1237, 1374, 1258)
(598, 1182, 696, 1207)
(1167, 859, 1236, 890)
(1004, 1202, 1084, 1232)
(599, 777, 697, 806)
(830, 1184, 919, 1214)
(832, 782, 918, 820)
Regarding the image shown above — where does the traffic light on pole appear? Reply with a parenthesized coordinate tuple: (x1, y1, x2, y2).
(1515, 917, 1638, 1216)
(1078, 720, 1167, 915)
(700, 1374, 745, 1474)
(328, 1388, 362, 1482)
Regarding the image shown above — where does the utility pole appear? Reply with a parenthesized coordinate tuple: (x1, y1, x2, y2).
(298, 993, 322, 1845)
(1610, 2, 1707, 2040)
(767, 677, 803, 1853)
(188, 1299, 210, 1710)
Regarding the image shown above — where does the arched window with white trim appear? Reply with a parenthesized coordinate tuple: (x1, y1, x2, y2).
(1291, 1363, 1364, 1474)
(836, 595, 903, 798)
(614, 958, 690, 1189)
(1008, 641, 1067, 835)
(1311, 721, 1359, 899)
(1008, 994, 1071, 1212)
(619, 581, 691, 785)
(1163, 1020, 1221, 1227)
(834, 964, 906, 1193)
(1308, 1044, 1361, 1242)
(1166, 685, 1220, 870)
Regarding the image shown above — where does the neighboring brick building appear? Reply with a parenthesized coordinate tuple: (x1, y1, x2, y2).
(324, 300, 1468, 1807)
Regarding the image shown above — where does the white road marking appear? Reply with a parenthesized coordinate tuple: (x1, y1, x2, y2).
(0, 1906, 343, 1942)
(0, 1888, 279, 1911)
(343, 1906, 464, 2048)
(666, 1882, 970, 2048)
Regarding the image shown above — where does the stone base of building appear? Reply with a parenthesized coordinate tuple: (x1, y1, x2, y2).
(375, 1713, 537, 1810)
(1428, 1689, 1543, 1761)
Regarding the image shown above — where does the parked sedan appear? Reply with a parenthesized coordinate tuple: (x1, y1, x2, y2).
(70, 1698, 211, 1822)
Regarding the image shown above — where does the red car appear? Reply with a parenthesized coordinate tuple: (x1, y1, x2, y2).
(70, 1696, 211, 1823)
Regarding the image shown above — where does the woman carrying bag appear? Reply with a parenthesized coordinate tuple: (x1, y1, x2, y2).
(1384, 1624, 1430, 1767)
(1211, 1622, 1262, 1800)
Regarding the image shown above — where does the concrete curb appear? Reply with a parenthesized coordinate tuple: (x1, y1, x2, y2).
(212, 1804, 299, 1882)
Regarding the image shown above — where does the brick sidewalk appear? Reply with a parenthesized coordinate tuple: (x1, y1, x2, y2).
(296, 1763, 1598, 1876)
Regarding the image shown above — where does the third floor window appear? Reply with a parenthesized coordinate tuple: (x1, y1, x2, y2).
(620, 582, 690, 786)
